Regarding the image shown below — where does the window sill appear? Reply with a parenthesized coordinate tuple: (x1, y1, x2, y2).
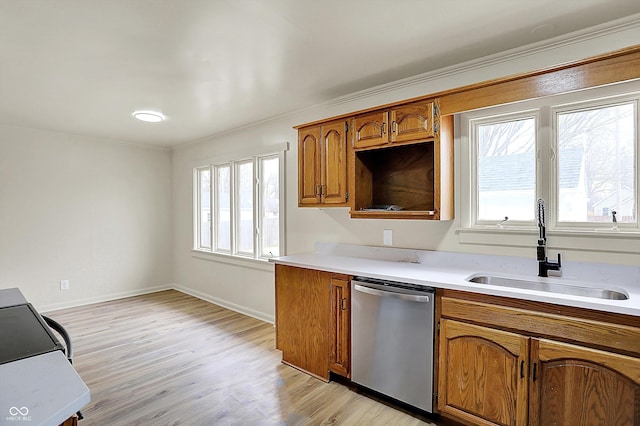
(457, 227, 640, 254)
(191, 250, 275, 272)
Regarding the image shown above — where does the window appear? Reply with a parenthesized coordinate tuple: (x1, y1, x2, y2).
(194, 151, 284, 260)
(196, 168, 211, 249)
(555, 101, 636, 225)
(235, 160, 254, 255)
(462, 81, 640, 235)
(258, 156, 280, 257)
(472, 113, 537, 223)
(215, 164, 231, 252)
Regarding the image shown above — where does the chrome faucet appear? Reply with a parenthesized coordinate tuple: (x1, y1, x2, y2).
(537, 199, 561, 277)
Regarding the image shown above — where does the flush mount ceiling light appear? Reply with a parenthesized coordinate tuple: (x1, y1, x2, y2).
(133, 110, 166, 123)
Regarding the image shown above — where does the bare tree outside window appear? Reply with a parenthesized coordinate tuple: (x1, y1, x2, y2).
(557, 102, 636, 223)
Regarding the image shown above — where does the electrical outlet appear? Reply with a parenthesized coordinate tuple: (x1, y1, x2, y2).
(60, 279, 70, 291)
(383, 229, 393, 246)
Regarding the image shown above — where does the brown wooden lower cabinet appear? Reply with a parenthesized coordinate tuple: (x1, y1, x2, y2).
(438, 291, 640, 426)
(438, 319, 529, 426)
(530, 339, 640, 426)
(275, 264, 351, 381)
(329, 276, 350, 378)
(60, 415, 78, 426)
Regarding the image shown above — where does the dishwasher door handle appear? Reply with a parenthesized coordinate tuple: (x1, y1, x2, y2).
(354, 284, 431, 303)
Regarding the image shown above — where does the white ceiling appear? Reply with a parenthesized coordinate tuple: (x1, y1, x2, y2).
(2, 1, 640, 148)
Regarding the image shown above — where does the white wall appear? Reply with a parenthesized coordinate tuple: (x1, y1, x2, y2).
(172, 19, 640, 323)
(0, 125, 173, 311)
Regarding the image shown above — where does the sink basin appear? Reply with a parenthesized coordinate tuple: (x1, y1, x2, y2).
(466, 275, 629, 300)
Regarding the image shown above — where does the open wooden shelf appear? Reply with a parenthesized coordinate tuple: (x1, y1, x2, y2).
(351, 141, 438, 219)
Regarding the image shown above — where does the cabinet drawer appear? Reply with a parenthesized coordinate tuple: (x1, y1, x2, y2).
(441, 296, 640, 356)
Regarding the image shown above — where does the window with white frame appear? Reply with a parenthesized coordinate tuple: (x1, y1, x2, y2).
(194, 152, 283, 259)
(472, 112, 537, 223)
(463, 82, 639, 233)
(554, 101, 636, 225)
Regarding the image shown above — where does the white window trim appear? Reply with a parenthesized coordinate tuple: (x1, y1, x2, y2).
(194, 166, 212, 251)
(214, 163, 232, 254)
(468, 109, 539, 228)
(550, 96, 639, 232)
(192, 143, 288, 263)
(256, 153, 285, 259)
(232, 159, 254, 257)
(458, 81, 640, 254)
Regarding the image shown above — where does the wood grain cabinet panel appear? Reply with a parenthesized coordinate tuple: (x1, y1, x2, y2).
(297, 120, 348, 207)
(321, 121, 349, 205)
(352, 111, 388, 149)
(438, 319, 529, 426)
(275, 264, 331, 381)
(329, 276, 350, 378)
(529, 339, 640, 426)
(390, 100, 435, 143)
(298, 126, 322, 205)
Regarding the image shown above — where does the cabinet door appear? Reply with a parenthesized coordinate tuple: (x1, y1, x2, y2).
(529, 338, 640, 426)
(298, 126, 321, 205)
(352, 111, 388, 149)
(390, 100, 435, 144)
(438, 319, 529, 426)
(329, 276, 350, 377)
(275, 264, 331, 381)
(320, 120, 348, 205)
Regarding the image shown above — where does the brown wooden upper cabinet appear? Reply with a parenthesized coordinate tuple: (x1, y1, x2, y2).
(298, 119, 349, 207)
(352, 100, 436, 149)
(295, 98, 452, 219)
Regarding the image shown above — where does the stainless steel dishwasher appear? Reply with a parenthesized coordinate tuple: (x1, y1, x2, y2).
(351, 277, 435, 413)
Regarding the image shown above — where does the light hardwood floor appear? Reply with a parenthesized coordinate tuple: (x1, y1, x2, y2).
(47, 290, 446, 426)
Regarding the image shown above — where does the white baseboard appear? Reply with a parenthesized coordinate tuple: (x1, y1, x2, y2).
(40, 285, 173, 313)
(173, 284, 275, 324)
(41, 284, 275, 325)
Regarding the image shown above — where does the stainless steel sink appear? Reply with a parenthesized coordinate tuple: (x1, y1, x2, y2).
(466, 275, 629, 300)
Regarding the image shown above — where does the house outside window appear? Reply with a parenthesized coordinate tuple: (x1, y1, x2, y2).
(461, 81, 639, 238)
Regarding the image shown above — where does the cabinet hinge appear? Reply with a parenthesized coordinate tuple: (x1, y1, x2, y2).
(437, 321, 440, 335)
(345, 121, 349, 132)
(435, 393, 439, 403)
(345, 191, 349, 201)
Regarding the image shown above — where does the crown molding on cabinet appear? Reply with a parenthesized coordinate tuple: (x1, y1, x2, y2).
(326, 14, 640, 108)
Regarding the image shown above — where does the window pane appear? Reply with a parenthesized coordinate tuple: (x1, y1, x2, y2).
(215, 165, 231, 251)
(237, 161, 254, 254)
(260, 157, 279, 257)
(558, 103, 636, 223)
(198, 168, 211, 249)
(476, 118, 536, 221)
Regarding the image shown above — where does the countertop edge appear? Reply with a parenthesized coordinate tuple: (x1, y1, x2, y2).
(271, 254, 640, 317)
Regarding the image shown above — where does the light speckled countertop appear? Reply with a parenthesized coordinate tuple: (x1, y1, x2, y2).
(271, 244, 640, 317)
